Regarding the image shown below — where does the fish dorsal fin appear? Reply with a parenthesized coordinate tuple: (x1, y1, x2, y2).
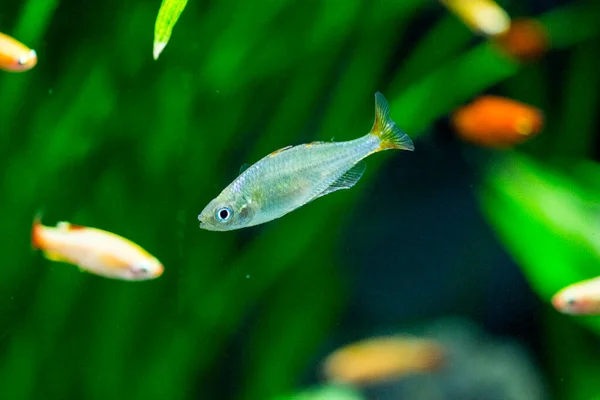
(305, 141, 327, 147)
(314, 162, 367, 200)
(239, 163, 251, 175)
(57, 221, 85, 232)
(56, 221, 70, 231)
(268, 145, 293, 157)
(68, 223, 85, 231)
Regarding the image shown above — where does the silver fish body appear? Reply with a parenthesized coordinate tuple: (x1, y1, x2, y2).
(198, 92, 414, 231)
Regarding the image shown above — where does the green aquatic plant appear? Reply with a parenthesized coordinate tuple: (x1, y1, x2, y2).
(480, 153, 600, 306)
(153, 0, 189, 60)
(479, 153, 600, 399)
(271, 385, 364, 400)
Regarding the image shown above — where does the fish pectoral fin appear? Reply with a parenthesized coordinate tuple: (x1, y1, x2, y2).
(239, 163, 251, 175)
(42, 249, 69, 263)
(314, 162, 367, 200)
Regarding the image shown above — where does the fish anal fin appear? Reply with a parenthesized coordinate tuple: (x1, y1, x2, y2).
(314, 162, 367, 200)
(268, 145, 293, 157)
(239, 163, 251, 175)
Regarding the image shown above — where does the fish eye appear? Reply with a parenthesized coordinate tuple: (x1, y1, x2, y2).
(17, 56, 27, 65)
(216, 207, 232, 222)
(133, 261, 150, 274)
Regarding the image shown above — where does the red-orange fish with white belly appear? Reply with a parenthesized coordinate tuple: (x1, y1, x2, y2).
(32, 215, 164, 281)
(552, 276, 600, 316)
(451, 95, 544, 149)
(0, 32, 37, 72)
(492, 18, 550, 61)
(321, 335, 446, 385)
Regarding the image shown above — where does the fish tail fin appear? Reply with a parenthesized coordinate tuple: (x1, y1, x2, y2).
(370, 92, 415, 152)
(31, 211, 44, 250)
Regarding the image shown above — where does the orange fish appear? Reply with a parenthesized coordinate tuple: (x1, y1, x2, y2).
(493, 18, 550, 61)
(32, 215, 164, 281)
(552, 277, 600, 316)
(0, 32, 37, 72)
(321, 336, 446, 385)
(451, 95, 544, 149)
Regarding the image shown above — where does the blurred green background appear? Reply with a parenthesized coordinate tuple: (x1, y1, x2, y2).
(1, 0, 600, 399)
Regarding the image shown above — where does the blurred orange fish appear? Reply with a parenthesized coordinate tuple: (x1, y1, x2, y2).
(493, 18, 550, 61)
(32, 215, 164, 281)
(552, 276, 600, 316)
(451, 95, 544, 149)
(440, 0, 510, 36)
(321, 336, 446, 385)
(0, 32, 37, 72)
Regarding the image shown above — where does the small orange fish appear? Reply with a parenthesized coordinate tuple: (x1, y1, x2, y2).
(32, 215, 164, 281)
(321, 336, 446, 385)
(0, 32, 37, 72)
(451, 95, 544, 149)
(552, 277, 600, 316)
(493, 18, 550, 61)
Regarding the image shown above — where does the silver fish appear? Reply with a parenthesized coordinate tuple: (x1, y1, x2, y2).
(198, 92, 414, 231)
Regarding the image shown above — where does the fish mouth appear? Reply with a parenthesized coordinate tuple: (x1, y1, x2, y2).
(198, 218, 208, 230)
